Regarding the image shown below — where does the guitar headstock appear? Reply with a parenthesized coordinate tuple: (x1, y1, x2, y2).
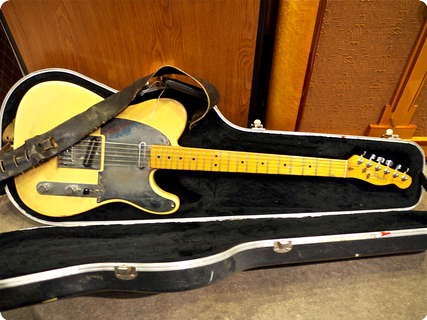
(346, 152, 412, 189)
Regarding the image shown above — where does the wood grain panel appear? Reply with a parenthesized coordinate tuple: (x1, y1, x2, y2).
(297, 0, 426, 135)
(0, 15, 22, 103)
(265, 0, 320, 131)
(414, 81, 427, 136)
(1, 0, 260, 127)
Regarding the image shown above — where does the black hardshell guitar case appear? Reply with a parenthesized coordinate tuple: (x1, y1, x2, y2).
(0, 69, 425, 310)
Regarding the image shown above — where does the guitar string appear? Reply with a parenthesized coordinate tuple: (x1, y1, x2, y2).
(64, 141, 361, 164)
(67, 142, 350, 162)
(58, 160, 398, 182)
(58, 154, 349, 170)
(58, 153, 399, 179)
(58, 158, 350, 175)
(57, 143, 390, 173)
(67, 140, 382, 169)
(58, 145, 353, 171)
(61, 145, 348, 165)
(57, 145, 401, 179)
(58, 160, 348, 175)
(57, 152, 400, 177)
(57, 158, 399, 181)
(58, 158, 348, 171)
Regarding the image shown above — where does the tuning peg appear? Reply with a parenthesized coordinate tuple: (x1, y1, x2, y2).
(366, 154, 376, 168)
(401, 168, 409, 181)
(357, 151, 367, 164)
(393, 164, 402, 178)
(385, 159, 393, 167)
(375, 157, 385, 171)
(384, 159, 393, 174)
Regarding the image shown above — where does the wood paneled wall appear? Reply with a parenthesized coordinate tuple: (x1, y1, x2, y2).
(297, 0, 426, 136)
(1, 0, 260, 127)
(0, 17, 22, 103)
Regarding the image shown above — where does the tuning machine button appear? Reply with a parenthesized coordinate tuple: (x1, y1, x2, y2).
(384, 159, 393, 174)
(357, 151, 367, 164)
(393, 164, 402, 178)
(366, 154, 376, 168)
(401, 168, 409, 181)
(375, 157, 385, 171)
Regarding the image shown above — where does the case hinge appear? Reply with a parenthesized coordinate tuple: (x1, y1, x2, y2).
(114, 265, 138, 280)
(273, 241, 293, 254)
(250, 119, 265, 130)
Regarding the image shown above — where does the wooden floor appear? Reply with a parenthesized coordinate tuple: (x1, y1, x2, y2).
(1, 189, 426, 320)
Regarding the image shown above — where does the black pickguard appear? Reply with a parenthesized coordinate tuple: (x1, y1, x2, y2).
(98, 118, 176, 213)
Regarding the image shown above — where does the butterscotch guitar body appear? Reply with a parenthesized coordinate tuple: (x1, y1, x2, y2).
(14, 81, 186, 217)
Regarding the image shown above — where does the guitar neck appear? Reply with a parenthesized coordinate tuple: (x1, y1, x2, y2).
(150, 145, 348, 178)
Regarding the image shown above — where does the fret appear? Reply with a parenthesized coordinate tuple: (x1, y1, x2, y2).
(227, 152, 231, 172)
(315, 158, 318, 176)
(255, 156, 259, 173)
(343, 160, 348, 178)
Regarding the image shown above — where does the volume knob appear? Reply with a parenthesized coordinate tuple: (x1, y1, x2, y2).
(65, 184, 79, 195)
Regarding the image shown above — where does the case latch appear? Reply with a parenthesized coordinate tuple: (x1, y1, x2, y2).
(250, 119, 265, 130)
(382, 129, 400, 139)
(273, 241, 293, 254)
(114, 265, 138, 280)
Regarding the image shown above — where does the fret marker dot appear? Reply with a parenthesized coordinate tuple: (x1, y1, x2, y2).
(192, 158, 196, 161)
(241, 161, 244, 164)
(179, 157, 183, 160)
(167, 156, 171, 159)
(283, 163, 287, 166)
(157, 155, 160, 159)
(214, 164, 218, 167)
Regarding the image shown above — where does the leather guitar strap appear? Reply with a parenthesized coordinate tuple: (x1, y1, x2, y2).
(0, 65, 218, 182)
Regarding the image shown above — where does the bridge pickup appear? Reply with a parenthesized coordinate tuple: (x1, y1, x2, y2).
(58, 136, 102, 169)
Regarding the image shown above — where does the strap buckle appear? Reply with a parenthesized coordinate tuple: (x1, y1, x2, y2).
(36, 137, 58, 152)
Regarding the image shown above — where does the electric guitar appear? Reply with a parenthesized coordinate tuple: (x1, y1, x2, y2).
(12, 81, 412, 217)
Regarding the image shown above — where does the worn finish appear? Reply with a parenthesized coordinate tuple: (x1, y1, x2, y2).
(13, 86, 186, 216)
(99, 118, 175, 213)
(1, 0, 259, 126)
